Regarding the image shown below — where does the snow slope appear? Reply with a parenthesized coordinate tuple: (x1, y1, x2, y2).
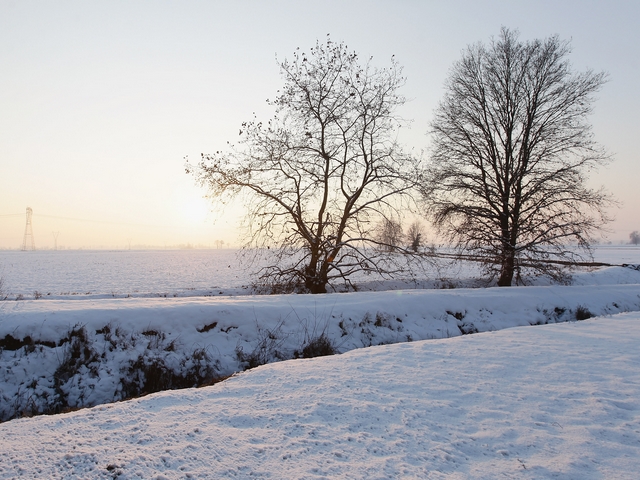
(1, 312, 639, 479)
(2, 281, 640, 421)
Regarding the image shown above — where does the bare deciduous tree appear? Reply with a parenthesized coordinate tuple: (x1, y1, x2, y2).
(406, 221, 424, 252)
(376, 218, 404, 252)
(188, 38, 419, 293)
(423, 28, 613, 286)
(630, 231, 640, 246)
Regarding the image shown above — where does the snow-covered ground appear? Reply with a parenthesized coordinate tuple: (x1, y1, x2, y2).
(1, 248, 639, 477)
(0, 249, 251, 299)
(1, 312, 639, 479)
(2, 269, 640, 421)
(1, 246, 638, 299)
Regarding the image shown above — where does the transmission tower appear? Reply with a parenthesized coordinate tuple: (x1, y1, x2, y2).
(21, 207, 36, 251)
(52, 231, 60, 250)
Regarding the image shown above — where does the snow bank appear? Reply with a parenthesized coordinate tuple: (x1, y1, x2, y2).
(1, 283, 639, 421)
(1, 312, 639, 479)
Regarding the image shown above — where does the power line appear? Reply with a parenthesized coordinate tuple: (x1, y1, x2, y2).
(2, 211, 199, 230)
(2, 213, 183, 229)
(34, 213, 175, 228)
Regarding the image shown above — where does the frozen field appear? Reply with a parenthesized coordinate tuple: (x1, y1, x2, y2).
(0, 249, 248, 298)
(0, 246, 639, 299)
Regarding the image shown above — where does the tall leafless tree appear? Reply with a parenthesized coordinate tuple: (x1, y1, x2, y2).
(630, 231, 640, 246)
(188, 38, 419, 293)
(406, 220, 424, 252)
(376, 218, 404, 252)
(423, 28, 613, 286)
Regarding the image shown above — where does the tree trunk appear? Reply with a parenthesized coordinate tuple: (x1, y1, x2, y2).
(304, 258, 328, 294)
(305, 277, 327, 294)
(497, 248, 515, 286)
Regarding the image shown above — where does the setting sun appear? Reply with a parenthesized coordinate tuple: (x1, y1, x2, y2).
(180, 195, 210, 226)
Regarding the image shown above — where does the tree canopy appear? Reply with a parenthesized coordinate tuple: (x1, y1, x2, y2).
(188, 38, 419, 293)
(423, 28, 612, 285)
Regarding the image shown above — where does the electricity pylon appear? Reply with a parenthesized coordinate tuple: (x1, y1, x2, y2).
(21, 207, 36, 251)
(52, 231, 60, 250)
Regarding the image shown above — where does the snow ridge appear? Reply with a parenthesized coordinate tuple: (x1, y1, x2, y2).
(2, 284, 639, 421)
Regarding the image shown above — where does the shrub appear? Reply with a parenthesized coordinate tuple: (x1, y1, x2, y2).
(295, 334, 336, 359)
(575, 305, 593, 320)
(52, 325, 99, 413)
(120, 347, 218, 399)
(457, 322, 479, 335)
(235, 320, 287, 370)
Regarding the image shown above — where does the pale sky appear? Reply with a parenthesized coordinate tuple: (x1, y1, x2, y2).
(1, 0, 638, 249)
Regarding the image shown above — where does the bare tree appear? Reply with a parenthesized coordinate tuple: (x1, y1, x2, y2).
(188, 38, 419, 293)
(630, 231, 640, 246)
(376, 218, 404, 252)
(423, 28, 613, 286)
(406, 221, 424, 252)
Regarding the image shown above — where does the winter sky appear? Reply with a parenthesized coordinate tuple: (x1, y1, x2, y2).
(1, 0, 638, 249)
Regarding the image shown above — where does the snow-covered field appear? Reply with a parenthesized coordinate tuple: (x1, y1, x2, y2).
(0, 249, 251, 299)
(1, 312, 639, 479)
(0, 247, 639, 478)
(1, 246, 638, 299)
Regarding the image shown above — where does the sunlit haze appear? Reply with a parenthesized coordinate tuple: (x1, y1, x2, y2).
(1, 0, 638, 249)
